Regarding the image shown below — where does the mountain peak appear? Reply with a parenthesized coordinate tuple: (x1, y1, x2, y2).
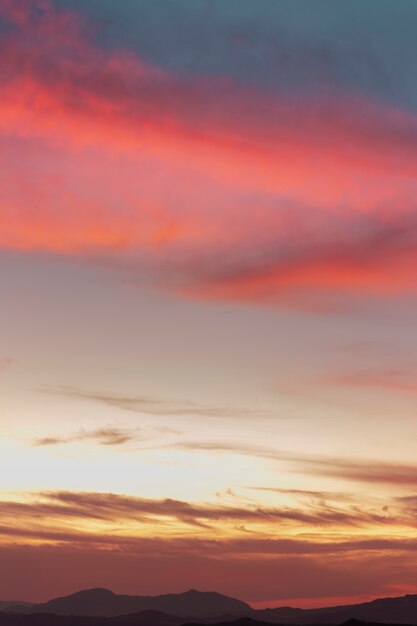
(66, 588, 116, 598)
(183, 589, 221, 596)
(80, 588, 113, 594)
(32, 587, 250, 619)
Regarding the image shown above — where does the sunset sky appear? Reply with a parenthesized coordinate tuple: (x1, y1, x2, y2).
(1, 0, 417, 609)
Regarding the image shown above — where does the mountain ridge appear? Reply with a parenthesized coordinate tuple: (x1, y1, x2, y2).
(30, 589, 251, 619)
(1, 590, 417, 624)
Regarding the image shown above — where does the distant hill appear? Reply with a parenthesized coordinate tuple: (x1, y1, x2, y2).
(1, 612, 417, 626)
(31, 589, 251, 619)
(0, 605, 33, 615)
(256, 594, 417, 624)
(0, 610, 185, 626)
(2, 590, 417, 625)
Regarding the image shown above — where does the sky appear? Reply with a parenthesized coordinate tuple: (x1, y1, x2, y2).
(0, 0, 417, 609)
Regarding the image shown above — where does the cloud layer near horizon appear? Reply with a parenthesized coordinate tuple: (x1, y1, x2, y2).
(1, 487, 417, 605)
(1, 0, 417, 309)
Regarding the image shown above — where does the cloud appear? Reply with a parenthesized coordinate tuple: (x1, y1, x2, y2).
(61, 0, 417, 111)
(2, 486, 417, 603)
(0, 491, 364, 529)
(0, 487, 416, 542)
(38, 385, 278, 419)
(182, 215, 417, 308)
(0, 1, 416, 310)
(169, 439, 417, 489)
(245, 486, 355, 502)
(297, 458, 417, 488)
(33, 427, 140, 447)
(329, 368, 417, 395)
(170, 439, 286, 460)
(2, 520, 417, 557)
(1, 496, 417, 605)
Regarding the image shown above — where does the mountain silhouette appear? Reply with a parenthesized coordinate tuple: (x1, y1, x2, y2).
(0, 611, 184, 626)
(2, 591, 417, 625)
(1, 613, 417, 626)
(256, 594, 417, 624)
(0, 605, 33, 615)
(30, 589, 251, 619)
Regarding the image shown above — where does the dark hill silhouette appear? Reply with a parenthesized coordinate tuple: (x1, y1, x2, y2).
(1, 613, 416, 626)
(109, 610, 185, 626)
(2, 590, 417, 625)
(341, 621, 416, 626)
(0, 610, 186, 626)
(32, 589, 251, 619)
(0, 606, 33, 615)
(256, 594, 417, 624)
(186, 619, 276, 626)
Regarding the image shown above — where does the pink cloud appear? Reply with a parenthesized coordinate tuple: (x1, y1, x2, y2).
(1, 0, 416, 308)
(330, 369, 417, 395)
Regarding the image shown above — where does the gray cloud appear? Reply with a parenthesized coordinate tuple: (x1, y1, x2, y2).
(57, 0, 417, 110)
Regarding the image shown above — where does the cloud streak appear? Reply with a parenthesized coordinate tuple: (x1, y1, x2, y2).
(38, 386, 278, 419)
(170, 439, 417, 489)
(330, 368, 417, 395)
(1, 487, 417, 606)
(33, 427, 140, 447)
(1, 487, 416, 544)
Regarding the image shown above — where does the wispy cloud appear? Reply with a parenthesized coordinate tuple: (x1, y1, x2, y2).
(1, 486, 417, 603)
(183, 215, 417, 309)
(170, 439, 417, 489)
(33, 427, 140, 447)
(0, 488, 414, 541)
(329, 368, 417, 395)
(298, 457, 417, 488)
(170, 439, 286, 460)
(245, 486, 355, 502)
(0, 491, 365, 529)
(38, 385, 278, 419)
(2, 521, 417, 557)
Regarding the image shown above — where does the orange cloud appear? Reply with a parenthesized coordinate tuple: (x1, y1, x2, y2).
(1, 486, 417, 551)
(1, 486, 417, 604)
